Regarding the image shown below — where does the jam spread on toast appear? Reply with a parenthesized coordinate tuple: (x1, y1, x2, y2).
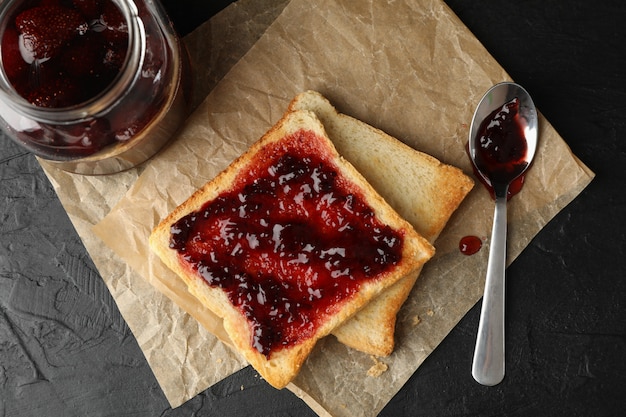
(169, 129, 405, 357)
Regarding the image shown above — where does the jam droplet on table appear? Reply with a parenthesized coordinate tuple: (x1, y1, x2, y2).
(469, 97, 529, 200)
(169, 129, 405, 358)
(459, 235, 482, 256)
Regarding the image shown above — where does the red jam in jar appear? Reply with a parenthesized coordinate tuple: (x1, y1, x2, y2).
(169, 129, 405, 357)
(0, 0, 189, 174)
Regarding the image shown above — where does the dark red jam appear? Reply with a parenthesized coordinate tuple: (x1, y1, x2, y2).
(471, 97, 529, 200)
(0, 0, 173, 160)
(2, 0, 129, 108)
(459, 235, 482, 256)
(169, 129, 405, 358)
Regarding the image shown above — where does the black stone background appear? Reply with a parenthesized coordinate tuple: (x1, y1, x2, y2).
(1, 0, 625, 416)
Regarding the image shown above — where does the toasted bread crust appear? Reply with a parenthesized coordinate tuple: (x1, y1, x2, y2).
(149, 109, 434, 387)
(288, 91, 473, 356)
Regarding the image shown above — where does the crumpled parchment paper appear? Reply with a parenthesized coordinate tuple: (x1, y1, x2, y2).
(40, 0, 594, 416)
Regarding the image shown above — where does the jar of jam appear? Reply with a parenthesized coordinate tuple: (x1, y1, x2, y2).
(0, 0, 189, 174)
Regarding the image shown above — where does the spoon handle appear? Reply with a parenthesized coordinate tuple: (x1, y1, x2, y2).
(472, 193, 507, 386)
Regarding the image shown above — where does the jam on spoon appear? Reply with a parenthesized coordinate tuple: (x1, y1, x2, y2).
(467, 82, 538, 386)
(472, 96, 529, 200)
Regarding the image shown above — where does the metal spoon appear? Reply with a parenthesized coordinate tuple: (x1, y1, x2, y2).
(468, 82, 538, 386)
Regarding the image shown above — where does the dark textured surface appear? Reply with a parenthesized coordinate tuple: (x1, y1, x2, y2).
(1, 1, 625, 416)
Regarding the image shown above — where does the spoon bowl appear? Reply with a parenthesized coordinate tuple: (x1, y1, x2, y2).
(468, 82, 537, 386)
(468, 82, 538, 193)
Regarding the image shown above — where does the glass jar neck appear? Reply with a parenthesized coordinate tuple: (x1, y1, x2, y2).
(0, 0, 146, 124)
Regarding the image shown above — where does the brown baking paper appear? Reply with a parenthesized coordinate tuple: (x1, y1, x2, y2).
(41, 0, 593, 416)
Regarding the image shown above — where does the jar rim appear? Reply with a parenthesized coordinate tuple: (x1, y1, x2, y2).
(0, 0, 146, 123)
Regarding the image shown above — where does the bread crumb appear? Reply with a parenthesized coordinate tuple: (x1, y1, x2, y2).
(367, 356, 388, 377)
(426, 309, 434, 316)
(412, 315, 421, 326)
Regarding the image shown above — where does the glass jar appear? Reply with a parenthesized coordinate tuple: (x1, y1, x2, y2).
(0, 0, 190, 175)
